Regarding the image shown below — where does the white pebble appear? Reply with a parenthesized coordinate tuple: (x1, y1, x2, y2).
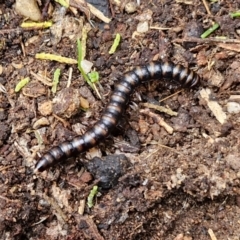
(81, 60, 93, 74)
(227, 102, 240, 114)
(15, 0, 42, 22)
(137, 21, 149, 33)
(125, 2, 138, 14)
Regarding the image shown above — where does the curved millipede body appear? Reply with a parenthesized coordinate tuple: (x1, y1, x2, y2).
(35, 61, 201, 172)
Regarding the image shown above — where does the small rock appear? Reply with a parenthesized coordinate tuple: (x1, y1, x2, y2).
(135, 9, 153, 21)
(38, 101, 53, 116)
(174, 233, 184, 240)
(225, 154, 240, 170)
(53, 88, 81, 118)
(137, 21, 149, 33)
(183, 21, 203, 49)
(207, 70, 225, 87)
(125, 2, 138, 14)
(80, 97, 89, 109)
(15, 0, 42, 22)
(33, 117, 50, 129)
(86, 154, 130, 189)
(79, 86, 96, 104)
(227, 102, 240, 114)
(81, 60, 93, 74)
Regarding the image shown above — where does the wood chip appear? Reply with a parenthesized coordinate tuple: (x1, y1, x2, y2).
(78, 199, 85, 215)
(77, 215, 104, 240)
(200, 88, 227, 124)
(229, 95, 240, 102)
(140, 109, 173, 134)
(71, 0, 111, 23)
(208, 228, 217, 240)
(218, 43, 240, 53)
(142, 102, 178, 116)
(30, 71, 53, 87)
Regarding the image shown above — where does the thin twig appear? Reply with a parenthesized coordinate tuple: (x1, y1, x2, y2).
(201, 0, 212, 15)
(159, 90, 183, 103)
(70, 0, 111, 23)
(173, 37, 240, 44)
(66, 67, 73, 88)
(140, 108, 173, 134)
(52, 114, 70, 128)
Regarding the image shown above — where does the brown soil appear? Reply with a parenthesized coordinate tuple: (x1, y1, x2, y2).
(1, 1, 240, 239)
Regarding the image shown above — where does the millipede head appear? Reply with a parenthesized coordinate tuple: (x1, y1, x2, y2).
(35, 153, 55, 172)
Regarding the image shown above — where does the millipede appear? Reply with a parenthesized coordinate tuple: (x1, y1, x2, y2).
(35, 61, 201, 172)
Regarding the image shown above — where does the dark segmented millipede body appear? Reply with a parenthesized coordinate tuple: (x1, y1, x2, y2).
(35, 61, 200, 172)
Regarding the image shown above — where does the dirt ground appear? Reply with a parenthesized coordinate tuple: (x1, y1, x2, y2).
(1, 0, 240, 239)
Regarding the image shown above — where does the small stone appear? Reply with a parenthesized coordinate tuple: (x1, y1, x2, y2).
(137, 21, 149, 33)
(227, 102, 240, 114)
(38, 101, 53, 116)
(125, 2, 138, 14)
(135, 9, 153, 21)
(138, 119, 149, 134)
(174, 233, 184, 240)
(15, 0, 42, 22)
(81, 60, 93, 74)
(225, 154, 240, 170)
(86, 154, 130, 189)
(80, 97, 89, 109)
(52, 88, 81, 118)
